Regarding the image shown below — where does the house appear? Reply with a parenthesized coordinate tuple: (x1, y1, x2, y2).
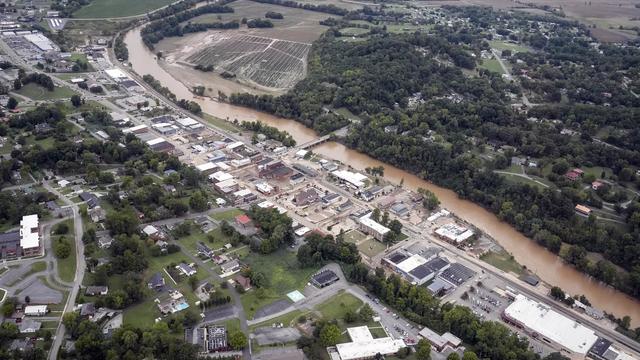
(80, 303, 96, 318)
(89, 206, 106, 223)
(234, 275, 252, 291)
(293, 188, 319, 207)
(57, 179, 70, 188)
(591, 181, 604, 190)
(79, 192, 99, 208)
(322, 193, 340, 205)
(197, 242, 214, 258)
(85, 286, 108, 296)
(290, 172, 305, 185)
(390, 202, 410, 217)
(19, 319, 41, 334)
(357, 214, 390, 241)
(220, 259, 240, 274)
(575, 204, 592, 216)
(142, 225, 159, 238)
(176, 263, 196, 277)
(565, 168, 584, 182)
(311, 269, 339, 288)
(147, 272, 165, 290)
(98, 236, 113, 249)
(235, 214, 252, 228)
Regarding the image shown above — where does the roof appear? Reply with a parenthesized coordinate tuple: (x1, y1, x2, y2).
(235, 214, 251, 225)
(211, 171, 233, 182)
(312, 269, 339, 285)
(19, 319, 41, 333)
(176, 117, 198, 127)
(427, 277, 454, 294)
(196, 162, 216, 172)
(397, 254, 427, 273)
(19, 214, 39, 249)
(358, 215, 390, 235)
(504, 295, 598, 354)
(80, 303, 95, 317)
(148, 272, 164, 287)
(332, 170, 369, 188)
(105, 68, 127, 80)
(418, 327, 447, 349)
(142, 225, 158, 236)
(24, 305, 47, 313)
(336, 326, 405, 360)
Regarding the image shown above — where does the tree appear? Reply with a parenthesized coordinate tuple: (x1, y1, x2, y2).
(359, 303, 374, 322)
(228, 330, 247, 349)
(319, 323, 341, 346)
(188, 275, 198, 291)
(71, 94, 82, 107)
(371, 208, 381, 222)
(54, 238, 71, 259)
(416, 339, 431, 360)
(7, 96, 18, 110)
(13, 78, 21, 90)
(447, 354, 461, 360)
(189, 191, 208, 212)
(462, 351, 479, 360)
(550, 286, 565, 301)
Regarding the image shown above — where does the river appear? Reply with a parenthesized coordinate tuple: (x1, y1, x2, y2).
(124, 27, 640, 325)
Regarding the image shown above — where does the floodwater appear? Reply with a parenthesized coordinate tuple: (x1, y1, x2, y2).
(125, 26, 640, 325)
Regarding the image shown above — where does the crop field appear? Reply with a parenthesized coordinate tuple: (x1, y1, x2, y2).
(73, 0, 174, 18)
(187, 34, 311, 90)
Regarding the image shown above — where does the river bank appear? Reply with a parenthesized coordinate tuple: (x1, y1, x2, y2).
(122, 25, 640, 326)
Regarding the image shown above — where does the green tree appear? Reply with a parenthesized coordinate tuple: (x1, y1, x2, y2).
(54, 238, 71, 259)
(228, 330, 247, 349)
(189, 191, 208, 212)
(319, 324, 341, 346)
(462, 351, 479, 360)
(71, 94, 82, 108)
(447, 354, 461, 360)
(416, 339, 431, 360)
(359, 303, 375, 322)
(7, 96, 18, 110)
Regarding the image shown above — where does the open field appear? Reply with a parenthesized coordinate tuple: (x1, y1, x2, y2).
(74, 0, 175, 18)
(343, 230, 367, 244)
(211, 208, 244, 221)
(357, 238, 387, 258)
(186, 34, 311, 90)
(489, 40, 531, 53)
(157, 0, 337, 94)
(479, 58, 504, 74)
(480, 250, 524, 275)
(315, 291, 363, 320)
(55, 219, 76, 283)
(240, 250, 318, 319)
(15, 83, 78, 101)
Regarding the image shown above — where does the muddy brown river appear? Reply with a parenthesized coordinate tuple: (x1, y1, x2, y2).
(124, 27, 640, 325)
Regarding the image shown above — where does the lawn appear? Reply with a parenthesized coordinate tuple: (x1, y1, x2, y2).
(315, 291, 363, 320)
(177, 227, 232, 255)
(123, 297, 160, 327)
(54, 219, 77, 283)
(489, 40, 531, 53)
(211, 208, 244, 222)
(357, 238, 387, 258)
(15, 83, 78, 101)
(480, 250, 524, 275)
(249, 309, 305, 330)
(203, 113, 240, 133)
(343, 230, 367, 244)
(240, 250, 319, 319)
(479, 58, 504, 74)
(73, 0, 175, 18)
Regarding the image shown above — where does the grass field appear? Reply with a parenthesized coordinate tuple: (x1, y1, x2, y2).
(73, 0, 175, 18)
(315, 291, 363, 320)
(240, 250, 318, 319)
(357, 238, 387, 258)
(489, 40, 531, 53)
(55, 219, 76, 283)
(203, 113, 240, 133)
(177, 227, 232, 255)
(343, 230, 367, 244)
(249, 309, 305, 330)
(211, 208, 244, 222)
(15, 83, 78, 101)
(479, 58, 505, 74)
(480, 250, 524, 275)
(340, 27, 369, 36)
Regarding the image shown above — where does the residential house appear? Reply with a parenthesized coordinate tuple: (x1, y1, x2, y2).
(220, 259, 240, 274)
(85, 286, 108, 296)
(19, 319, 41, 334)
(293, 188, 319, 207)
(234, 275, 252, 291)
(176, 263, 196, 277)
(89, 206, 106, 223)
(79, 192, 99, 208)
(147, 272, 165, 290)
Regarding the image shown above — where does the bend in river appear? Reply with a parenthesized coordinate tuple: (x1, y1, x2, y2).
(124, 26, 640, 325)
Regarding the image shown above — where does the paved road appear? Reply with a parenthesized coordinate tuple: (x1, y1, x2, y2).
(44, 182, 85, 360)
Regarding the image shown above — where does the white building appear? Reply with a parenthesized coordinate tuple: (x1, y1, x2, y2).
(210, 171, 234, 183)
(331, 170, 369, 189)
(19, 214, 40, 256)
(357, 214, 390, 241)
(24, 305, 48, 316)
(502, 294, 598, 355)
(105, 68, 128, 81)
(331, 326, 405, 360)
(196, 162, 217, 174)
(435, 223, 474, 244)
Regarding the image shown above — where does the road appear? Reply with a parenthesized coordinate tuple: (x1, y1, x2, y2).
(43, 182, 85, 360)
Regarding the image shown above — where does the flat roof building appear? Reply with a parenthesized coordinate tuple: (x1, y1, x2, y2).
(502, 294, 598, 355)
(331, 170, 369, 189)
(311, 269, 339, 288)
(19, 214, 40, 255)
(357, 214, 390, 241)
(332, 326, 405, 360)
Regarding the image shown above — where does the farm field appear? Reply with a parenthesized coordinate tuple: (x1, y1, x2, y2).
(157, 0, 354, 94)
(73, 0, 174, 18)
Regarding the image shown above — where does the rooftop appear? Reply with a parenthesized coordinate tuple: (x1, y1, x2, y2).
(335, 326, 405, 360)
(19, 214, 39, 249)
(504, 294, 598, 354)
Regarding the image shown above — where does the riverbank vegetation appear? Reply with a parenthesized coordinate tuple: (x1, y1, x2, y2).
(229, 5, 640, 303)
(240, 120, 296, 147)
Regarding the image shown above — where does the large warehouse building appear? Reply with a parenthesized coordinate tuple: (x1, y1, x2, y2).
(329, 326, 405, 360)
(502, 295, 598, 356)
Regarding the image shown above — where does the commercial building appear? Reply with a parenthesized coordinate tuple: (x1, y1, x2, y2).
(330, 326, 405, 360)
(357, 214, 390, 241)
(418, 328, 461, 352)
(434, 223, 474, 244)
(146, 138, 175, 153)
(589, 338, 636, 360)
(19, 214, 40, 257)
(502, 294, 598, 356)
(331, 170, 369, 189)
(311, 269, 339, 288)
